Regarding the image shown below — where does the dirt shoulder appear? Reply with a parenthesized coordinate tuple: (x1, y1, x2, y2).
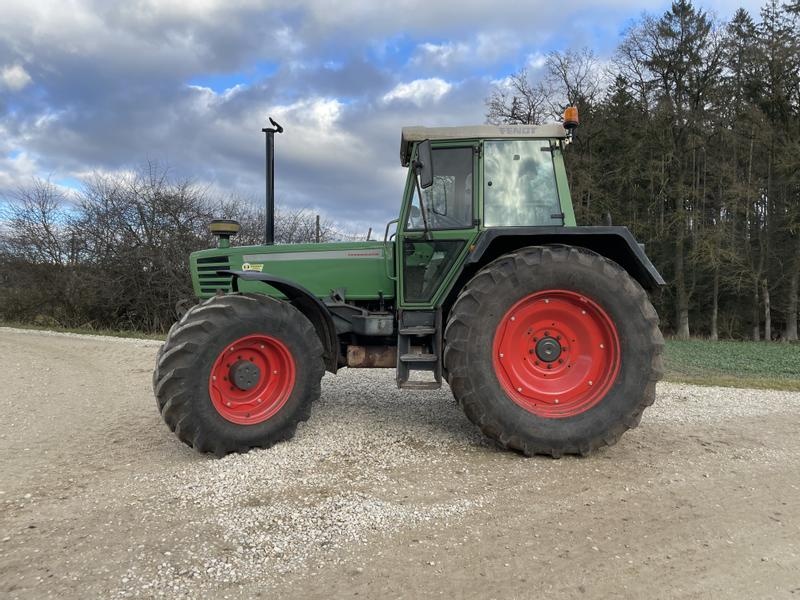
(1, 328, 798, 599)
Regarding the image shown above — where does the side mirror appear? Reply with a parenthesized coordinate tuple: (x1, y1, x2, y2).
(415, 139, 434, 189)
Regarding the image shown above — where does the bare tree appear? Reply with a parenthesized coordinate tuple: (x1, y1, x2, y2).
(486, 70, 552, 125)
(545, 48, 605, 113)
(1, 178, 72, 265)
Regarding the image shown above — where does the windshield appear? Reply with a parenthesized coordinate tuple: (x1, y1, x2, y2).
(483, 140, 562, 226)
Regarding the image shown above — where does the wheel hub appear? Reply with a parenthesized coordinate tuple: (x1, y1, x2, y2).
(208, 334, 296, 425)
(535, 336, 561, 363)
(492, 290, 620, 418)
(230, 360, 261, 391)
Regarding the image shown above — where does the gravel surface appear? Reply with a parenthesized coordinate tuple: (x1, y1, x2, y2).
(1, 327, 799, 599)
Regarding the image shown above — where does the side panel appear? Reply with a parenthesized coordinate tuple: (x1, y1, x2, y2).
(191, 241, 396, 300)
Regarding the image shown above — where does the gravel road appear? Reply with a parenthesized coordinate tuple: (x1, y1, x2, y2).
(1, 327, 799, 599)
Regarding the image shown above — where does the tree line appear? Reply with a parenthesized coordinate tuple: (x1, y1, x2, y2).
(0, 164, 354, 332)
(487, 0, 800, 341)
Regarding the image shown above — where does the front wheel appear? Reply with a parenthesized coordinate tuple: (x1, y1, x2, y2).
(444, 245, 663, 457)
(153, 293, 325, 456)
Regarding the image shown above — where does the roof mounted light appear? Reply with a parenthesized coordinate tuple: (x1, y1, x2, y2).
(563, 106, 579, 131)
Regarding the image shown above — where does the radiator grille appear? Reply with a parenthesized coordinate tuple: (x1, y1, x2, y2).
(196, 254, 232, 294)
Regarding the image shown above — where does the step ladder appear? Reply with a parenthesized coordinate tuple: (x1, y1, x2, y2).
(396, 309, 442, 390)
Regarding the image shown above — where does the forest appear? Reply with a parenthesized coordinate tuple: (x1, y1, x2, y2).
(1, 0, 798, 339)
(487, 0, 800, 340)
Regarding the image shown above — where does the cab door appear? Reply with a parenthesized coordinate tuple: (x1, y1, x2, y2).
(396, 142, 480, 309)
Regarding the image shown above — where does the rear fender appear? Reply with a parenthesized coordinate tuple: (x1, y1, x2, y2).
(466, 226, 665, 290)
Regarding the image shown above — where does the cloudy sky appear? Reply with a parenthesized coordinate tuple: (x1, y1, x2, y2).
(0, 0, 765, 233)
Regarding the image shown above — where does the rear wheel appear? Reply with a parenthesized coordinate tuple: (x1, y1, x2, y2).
(153, 293, 325, 455)
(444, 245, 663, 457)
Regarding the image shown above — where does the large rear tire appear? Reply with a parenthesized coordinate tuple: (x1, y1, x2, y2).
(153, 293, 325, 456)
(444, 245, 663, 457)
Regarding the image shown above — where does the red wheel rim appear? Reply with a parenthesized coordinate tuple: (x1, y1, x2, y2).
(208, 334, 296, 425)
(492, 290, 620, 418)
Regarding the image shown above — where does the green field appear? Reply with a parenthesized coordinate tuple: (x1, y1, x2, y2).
(664, 338, 800, 391)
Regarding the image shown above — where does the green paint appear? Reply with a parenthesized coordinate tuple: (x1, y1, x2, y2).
(191, 241, 394, 300)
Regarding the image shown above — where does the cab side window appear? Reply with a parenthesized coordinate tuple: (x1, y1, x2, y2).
(406, 146, 473, 231)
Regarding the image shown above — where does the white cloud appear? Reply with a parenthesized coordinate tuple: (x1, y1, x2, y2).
(474, 31, 521, 64)
(527, 52, 548, 71)
(1, 64, 32, 91)
(410, 32, 520, 72)
(383, 78, 452, 106)
(272, 97, 344, 131)
(413, 42, 470, 69)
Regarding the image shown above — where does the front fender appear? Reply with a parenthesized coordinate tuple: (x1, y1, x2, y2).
(218, 270, 338, 373)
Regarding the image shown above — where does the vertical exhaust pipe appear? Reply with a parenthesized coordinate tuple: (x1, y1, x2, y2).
(261, 117, 283, 245)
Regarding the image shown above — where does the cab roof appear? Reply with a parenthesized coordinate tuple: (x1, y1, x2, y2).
(400, 123, 567, 166)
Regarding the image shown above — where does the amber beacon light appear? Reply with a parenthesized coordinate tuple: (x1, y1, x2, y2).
(563, 106, 579, 131)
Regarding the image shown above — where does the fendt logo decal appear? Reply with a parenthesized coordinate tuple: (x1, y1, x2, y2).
(241, 263, 264, 272)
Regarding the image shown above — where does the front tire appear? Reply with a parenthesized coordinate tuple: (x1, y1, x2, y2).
(444, 245, 663, 457)
(153, 293, 325, 456)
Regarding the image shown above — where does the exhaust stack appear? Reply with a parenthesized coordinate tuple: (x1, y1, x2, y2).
(261, 117, 283, 245)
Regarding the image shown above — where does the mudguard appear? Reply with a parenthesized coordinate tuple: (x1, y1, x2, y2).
(218, 270, 338, 372)
(466, 226, 665, 290)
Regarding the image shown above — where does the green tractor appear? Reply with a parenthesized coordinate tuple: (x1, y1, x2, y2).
(153, 109, 664, 457)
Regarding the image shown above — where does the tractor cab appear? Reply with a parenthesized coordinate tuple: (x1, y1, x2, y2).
(394, 123, 576, 309)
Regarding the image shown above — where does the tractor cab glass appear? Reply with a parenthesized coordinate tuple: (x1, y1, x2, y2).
(406, 146, 473, 231)
(483, 140, 562, 226)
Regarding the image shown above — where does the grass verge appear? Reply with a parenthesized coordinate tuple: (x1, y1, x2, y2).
(664, 338, 800, 392)
(0, 321, 166, 341)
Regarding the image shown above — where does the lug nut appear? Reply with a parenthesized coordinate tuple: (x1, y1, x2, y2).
(588, 380, 593, 386)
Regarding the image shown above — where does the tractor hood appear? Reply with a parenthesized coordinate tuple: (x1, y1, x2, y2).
(190, 241, 395, 302)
